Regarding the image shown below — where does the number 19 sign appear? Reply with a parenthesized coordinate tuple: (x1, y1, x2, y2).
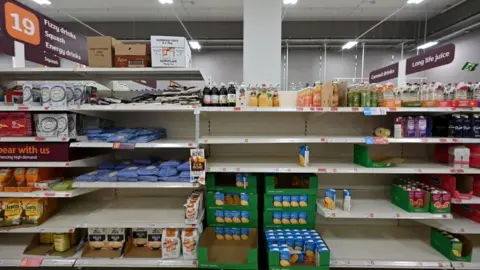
(0, 0, 88, 65)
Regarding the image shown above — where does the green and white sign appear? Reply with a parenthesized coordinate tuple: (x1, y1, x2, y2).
(462, 62, 479, 71)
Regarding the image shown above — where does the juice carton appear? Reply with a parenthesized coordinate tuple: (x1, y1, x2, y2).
(451, 238, 463, 257)
(224, 210, 233, 223)
(431, 190, 442, 209)
(414, 189, 425, 208)
(215, 210, 224, 223)
(294, 236, 304, 251)
(273, 212, 282, 224)
(290, 212, 299, 224)
(297, 253, 306, 264)
(299, 145, 310, 167)
(241, 228, 249, 240)
(280, 248, 291, 267)
(291, 195, 300, 207)
(343, 189, 352, 212)
(290, 252, 300, 265)
(299, 195, 308, 207)
(441, 191, 451, 209)
(236, 173, 243, 187)
(299, 212, 308, 224)
(240, 193, 249, 206)
(277, 236, 286, 245)
(232, 228, 241, 240)
(224, 228, 233, 241)
(305, 240, 316, 263)
(232, 211, 241, 223)
(214, 192, 224, 206)
(241, 211, 250, 223)
(286, 236, 295, 250)
(273, 195, 282, 207)
(324, 189, 336, 210)
(215, 228, 225, 240)
(225, 193, 234, 205)
(232, 193, 241, 205)
(282, 196, 291, 207)
(282, 212, 291, 224)
(266, 235, 276, 246)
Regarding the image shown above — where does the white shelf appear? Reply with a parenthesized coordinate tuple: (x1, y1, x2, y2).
(0, 104, 68, 112)
(417, 215, 480, 234)
(321, 225, 452, 269)
(0, 67, 205, 81)
(73, 181, 199, 189)
(199, 135, 480, 144)
(75, 258, 197, 268)
(71, 139, 196, 148)
(0, 188, 97, 198)
(207, 157, 480, 174)
(0, 154, 112, 168)
(317, 199, 453, 220)
(0, 136, 73, 142)
(452, 196, 480, 204)
(200, 106, 473, 113)
(72, 103, 197, 112)
(0, 198, 203, 233)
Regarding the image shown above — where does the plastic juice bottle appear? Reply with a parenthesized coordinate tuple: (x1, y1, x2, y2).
(304, 87, 313, 108)
(267, 89, 274, 107)
(249, 89, 258, 107)
(377, 85, 384, 107)
(211, 83, 220, 107)
(219, 83, 228, 106)
(313, 82, 322, 107)
(273, 90, 280, 107)
(258, 84, 269, 107)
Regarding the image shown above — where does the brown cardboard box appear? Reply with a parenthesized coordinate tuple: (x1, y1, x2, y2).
(23, 233, 83, 258)
(87, 36, 121, 67)
(114, 44, 149, 68)
(123, 238, 162, 258)
(81, 241, 124, 258)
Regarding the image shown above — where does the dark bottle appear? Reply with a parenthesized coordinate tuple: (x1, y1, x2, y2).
(453, 114, 463, 138)
(463, 115, 472, 138)
(211, 83, 219, 107)
(227, 82, 236, 107)
(447, 117, 456, 138)
(202, 85, 211, 107)
(219, 83, 228, 106)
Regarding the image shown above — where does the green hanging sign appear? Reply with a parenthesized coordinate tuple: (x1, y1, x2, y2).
(462, 62, 479, 71)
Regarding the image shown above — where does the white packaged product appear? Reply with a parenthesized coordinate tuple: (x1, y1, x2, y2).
(50, 84, 67, 108)
(147, 228, 162, 250)
(182, 228, 199, 259)
(73, 84, 85, 105)
(67, 113, 77, 137)
(448, 146, 470, 168)
(106, 228, 126, 250)
(88, 228, 107, 250)
(161, 228, 181, 259)
(41, 84, 51, 106)
(150, 36, 192, 68)
(35, 114, 69, 137)
(66, 84, 75, 106)
(23, 83, 42, 106)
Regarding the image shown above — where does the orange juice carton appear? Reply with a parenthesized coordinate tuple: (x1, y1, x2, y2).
(224, 228, 233, 241)
(324, 189, 336, 210)
(294, 236, 304, 252)
(290, 212, 299, 224)
(291, 195, 300, 207)
(224, 210, 233, 223)
(214, 192, 224, 205)
(232, 211, 241, 223)
(277, 236, 286, 245)
(273, 212, 282, 225)
(299, 212, 308, 224)
(299, 195, 308, 207)
(281, 212, 291, 225)
(343, 189, 352, 212)
(273, 196, 282, 207)
(282, 196, 291, 207)
(298, 146, 310, 167)
(215, 210, 224, 223)
(305, 240, 316, 263)
(232, 228, 241, 241)
(241, 228, 249, 240)
(215, 228, 225, 240)
(286, 236, 295, 250)
(280, 248, 291, 267)
(240, 193, 249, 206)
(241, 211, 249, 224)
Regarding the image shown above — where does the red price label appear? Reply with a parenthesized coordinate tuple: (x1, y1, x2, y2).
(440, 138, 448, 143)
(44, 192, 55, 197)
(331, 107, 338, 111)
(389, 108, 397, 111)
(457, 169, 464, 173)
(331, 213, 336, 217)
(17, 106, 29, 110)
(369, 213, 374, 218)
(351, 107, 360, 111)
(236, 168, 240, 172)
(113, 143, 136, 150)
(318, 168, 327, 173)
(222, 168, 227, 172)
(234, 107, 241, 111)
(417, 169, 423, 173)
(34, 137, 45, 141)
(244, 138, 249, 143)
(5, 2, 40, 45)
(20, 258, 43, 267)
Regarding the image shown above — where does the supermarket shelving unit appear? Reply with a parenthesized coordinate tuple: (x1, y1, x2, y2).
(1, 67, 480, 269)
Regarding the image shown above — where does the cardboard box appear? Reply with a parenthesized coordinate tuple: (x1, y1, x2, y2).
(88, 36, 121, 67)
(150, 36, 192, 68)
(81, 239, 124, 258)
(124, 237, 162, 259)
(114, 44, 149, 68)
(23, 233, 83, 257)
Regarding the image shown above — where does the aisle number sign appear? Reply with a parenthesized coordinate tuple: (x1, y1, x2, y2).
(0, 0, 88, 65)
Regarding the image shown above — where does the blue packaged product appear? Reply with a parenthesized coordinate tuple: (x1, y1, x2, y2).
(282, 196, 291, 207)
(299, 195, 308, 207)
(286, 236, 295, 250)
(304, 236, 312, 240)
(241, 211, 249, 223)
(240, 193, 249, 206)
(316, 243, 327, 249)
(297, 253, 305, 264)
(106, 133, 136, 142)
(118, 166, 140, 178)
(270, 247, 280, 252)
(98, 162, 116, 170)
(279, 244, 289, 249)
(284, 232, 293, 236)
(130, 134, 161, 143)
(115, 160, 132, 170)
(224, 228, 233, 241)
(279, 248, 291, 267)
(291, 195, 300, 207)
(241, 228, 249, 240)
(309, 230, 317, 234)
(215, 210, 224, 223)
(294, 236, 304, 251)
(273, 212, 282, 224)
(179, 171, 190, 178)
(268, 243, 278, 249)
(137, 165, 159, 176)
(292, 229, 300, 233)
(277, 236, 286, 245)
(232, 228, 241, 240)
(159, 160, 181, 168)
(232, 211, 241, 223)
(305, 240, 316, 259)
(300, 229, 308, 233)
(177, 161, 190, 171)
(139, 175, 158, 182)
(75, 170, 106, 182)
(318, 247, 329, 253)
(273, 196, 282, 207)
(118, 176, 137, 182)
(215, 228, 224, 240)
(157, 167, 178, 177)
(117, 128, 136, 134)
(224, 211, 233, 223)
(266, 235, 276, 246)
(86, 128, 103, 134)
(290, 212, 299, 224)
(266, 230, 274, 234)
(281, 212, 291, 225)
(299, 212, 308, 224)
(97, 171, 118, 182)
(235, 173, 243, 187)
(133, 159, 153, 166)
(214, 192, 225, 205)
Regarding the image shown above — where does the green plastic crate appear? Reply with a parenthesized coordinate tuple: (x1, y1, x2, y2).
(198, 228, 258, 270)
(207, 191, 258, 211)
(263, 210, 315, 229)
(267, 251, 330, 270)
(430, 229, 472, 262)
(265, 174, 318, 195)
(353, 144, 398, 168)
(207, 208, 258, 228)
(206, 173, 258, 193)
(391, 184, 429, 213)
(264, 194, 316, 212)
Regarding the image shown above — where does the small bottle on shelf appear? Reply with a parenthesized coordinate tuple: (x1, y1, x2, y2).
(211, 83, 219, 107)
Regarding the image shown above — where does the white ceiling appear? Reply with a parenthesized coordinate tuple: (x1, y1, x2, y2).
(18, 0, 462, 22)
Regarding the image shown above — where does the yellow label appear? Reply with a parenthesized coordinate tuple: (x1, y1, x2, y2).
(5, 201, 21, 220)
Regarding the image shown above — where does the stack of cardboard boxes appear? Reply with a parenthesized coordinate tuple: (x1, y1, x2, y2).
(87, 36, 192, 68)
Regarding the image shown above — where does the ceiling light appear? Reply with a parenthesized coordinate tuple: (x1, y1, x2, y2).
(407, 0, 424, 4)
(31, 0, 51, 5)
(283, 0, 298, 4)
(417, 41, 438, 50)
(189, 41, 201, 50)
(342, 41, 358, 50)
(158, 0, 173, 4)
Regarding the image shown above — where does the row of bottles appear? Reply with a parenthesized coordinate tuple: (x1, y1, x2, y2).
(202, 82, 240, 107)
(249, 84, 280, 107)
(202, 83, 281, 107)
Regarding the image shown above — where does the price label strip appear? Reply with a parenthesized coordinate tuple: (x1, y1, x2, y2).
(20, 258, 43, 267)
(364, 108, 387, 116)
(365, 136, 389, 145)
(112, 142, 136, 150)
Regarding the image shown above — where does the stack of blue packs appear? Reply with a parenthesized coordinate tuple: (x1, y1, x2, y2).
(86, 128, 167, 143)
(75, 159, 191, 182)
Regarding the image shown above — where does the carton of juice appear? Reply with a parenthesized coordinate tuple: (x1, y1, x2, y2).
(232, 211, 241, 223)
(224, 211, 233, 223)
(291, 195, 300, 207)
(224, 228, 233, 241)
(241, 228, 249, 240)
(214, 192, 224, 206)
(273, 196, 282, 207)
(232, 193, 241, 205)
(414, 189, 425, 208)
(282, 196, 291, 207)
(431, 190, 442, 209)
(290, 212, 299, 224)
(225, 193, 234, 205)
(277, 236, 286, 245)
(299, 195, 308, 207)
(305, 240, 316, 263)
(282, 212, 291, 224)
(294, 236, 304, 251)
(215, 228, 225, 240)
(299, 146, 310, 167)
(451, 238, 463, 257)
(241, 211, 250, 223)
(273, 212, 282, 224)
(441, 191, 451, 209)
(240, 193, 249, 206)
(286, 236, 295, 250)
(299, 212, 308, 224)
(280, 248, 291, 267)
(232, 228, 241, 240)
(324, 189, 336, 210)
(215, 210, 224, 223)
(343, 189, 352, 212)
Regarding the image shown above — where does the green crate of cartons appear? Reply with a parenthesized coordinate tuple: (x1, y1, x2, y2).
(264, 194, 317, 212)
(206, 173, 257, 193)
(428, 191, 451, 214)
(353, 144, 401, 168)
(264, 210, 315, 229)
(198, 227, 258, 270)
(430, 228, 472, 262)
(207, 191, 258, 211)
(208, 208, 258, 228)
(265, 174, 318, 195)
(391, 184, 429, 213)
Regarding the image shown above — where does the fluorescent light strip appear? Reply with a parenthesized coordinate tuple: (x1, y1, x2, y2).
(417, 41, 438, 50)
(342, 41, 358, 50)
(189, 41, 201, 50)
(32, 0, 51, 5)
(407, 0, 424, 4)
(284, 0, 298, 4)
(159, 0, 173, 4)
